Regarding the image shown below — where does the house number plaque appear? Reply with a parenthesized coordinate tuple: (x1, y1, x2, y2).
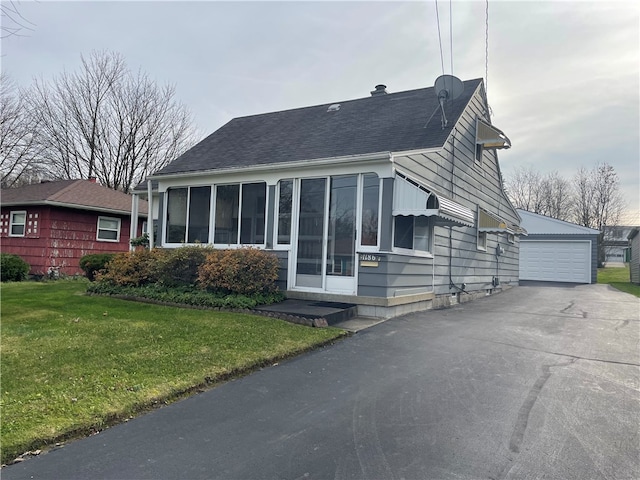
(359, 253, 383, 267)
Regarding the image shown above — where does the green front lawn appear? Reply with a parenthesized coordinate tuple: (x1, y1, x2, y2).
(597, 265, 640, 297)
(0, 280, 345, 464)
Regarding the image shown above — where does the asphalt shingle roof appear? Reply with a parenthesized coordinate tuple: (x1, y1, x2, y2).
(153, 79, 483, 177)
(1, 180, 148, 215)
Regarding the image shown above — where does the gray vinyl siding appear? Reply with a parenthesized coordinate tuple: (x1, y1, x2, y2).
(358, 254, 435, 297)
(521, 234, 599, 284)
(272, 250, 289, 291)
(391, 85, 520, 295)
(628, 232, 639, 284)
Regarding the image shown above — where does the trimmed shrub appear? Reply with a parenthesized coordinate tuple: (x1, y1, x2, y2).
(0, 253, 30, 282)
(153, 246, 214, 287)
(197, 248, 279, 295)
(79, 253, 116, 281)
(95, 249, 160, 287)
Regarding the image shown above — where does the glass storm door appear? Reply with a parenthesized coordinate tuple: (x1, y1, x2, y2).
(293, 176, 357, 295)
(325, 175, 357, 294)
(295, 178, 327, 289)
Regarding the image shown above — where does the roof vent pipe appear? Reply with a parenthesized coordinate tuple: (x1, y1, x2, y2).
(371, 84, 388, 96)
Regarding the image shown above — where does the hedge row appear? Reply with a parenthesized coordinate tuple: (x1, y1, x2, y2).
(92, 246, 280, 295)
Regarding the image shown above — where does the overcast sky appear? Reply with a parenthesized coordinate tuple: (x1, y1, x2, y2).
(3, 0, 639, 223)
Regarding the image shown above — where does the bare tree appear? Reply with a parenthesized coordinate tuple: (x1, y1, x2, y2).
(573, 166, 593, 228)
(505, 167, 573, 219)
(505, 166, 544, 213)
(0, 74, 44, 187)
(573, 162, 626, 266)
(539, 171, 573, 221)
(24, 50, 198, 192)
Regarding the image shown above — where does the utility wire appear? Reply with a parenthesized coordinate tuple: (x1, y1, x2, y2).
(435, 0, 445, 77)
(449, 0, 454, 77)
(485, 0, 490, 98)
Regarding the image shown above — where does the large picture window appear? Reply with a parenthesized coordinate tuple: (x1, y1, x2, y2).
(166, 188, 188, 243)
(9, 211, 26, 236)
(97, 216, 121, 242)
(188, 186, 211, 243)
(240, 183, 266, 244)
(166, 183, 266, 246)
(393, 216, 432, 253)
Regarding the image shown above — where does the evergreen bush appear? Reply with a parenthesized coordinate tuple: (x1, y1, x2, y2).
(0, 253, 30, 282)
(79, 253, 116, 281)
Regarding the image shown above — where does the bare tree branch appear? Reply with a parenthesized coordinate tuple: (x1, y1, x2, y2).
(0, 74, 45, 187)
(1, 0, 36, 39)
(22, 50, 199, 192)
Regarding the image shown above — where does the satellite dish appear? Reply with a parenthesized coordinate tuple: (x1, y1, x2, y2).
(434, 75, 464, 128)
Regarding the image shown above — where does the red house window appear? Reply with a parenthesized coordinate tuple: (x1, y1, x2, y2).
(97, 216, 121, 242)
(9, 211, 26, 236)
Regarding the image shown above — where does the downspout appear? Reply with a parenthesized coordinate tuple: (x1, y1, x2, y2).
(448, 128, 466, 293)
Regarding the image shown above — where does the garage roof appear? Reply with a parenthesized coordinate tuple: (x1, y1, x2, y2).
(517, 209, 599, 235)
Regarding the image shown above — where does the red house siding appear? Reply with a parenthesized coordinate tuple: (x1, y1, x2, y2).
(1, 206, 144, 276)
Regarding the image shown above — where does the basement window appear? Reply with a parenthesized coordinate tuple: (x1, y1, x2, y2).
(9, 211, 26, 236)
(97, 216, 121, 242)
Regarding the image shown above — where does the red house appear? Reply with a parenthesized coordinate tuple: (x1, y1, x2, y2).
(1, 179, 148, 277)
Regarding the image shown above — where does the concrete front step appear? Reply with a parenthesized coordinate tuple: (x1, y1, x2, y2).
(254, 299, 357, 327)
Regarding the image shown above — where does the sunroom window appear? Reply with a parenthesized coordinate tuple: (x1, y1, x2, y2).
(393, 216, 432, 253)
(166, 183, 266, 245)
(213, 182, 266, 245)
(360, 173, 379, 247)
(277, 179, 293, 245)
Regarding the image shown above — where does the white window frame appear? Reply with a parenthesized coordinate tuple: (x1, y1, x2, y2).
(274, 179, 294, 250)
(357, 173, 382, 252)
(477, 230, 488, 251)
(392, 215, 434, 258)
(97, 216, 121, 242)
(9, 210, 26, 237)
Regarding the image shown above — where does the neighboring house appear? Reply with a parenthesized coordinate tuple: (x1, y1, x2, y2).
(1, 179, 148, 276)
(602, 225, 634, 264)
(629, 228, 640, 284)
(517, 209, 599, 284)
(133, 78, 523, 318)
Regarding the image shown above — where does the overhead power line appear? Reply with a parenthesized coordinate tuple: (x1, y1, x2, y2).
(434, 0, 446, 77)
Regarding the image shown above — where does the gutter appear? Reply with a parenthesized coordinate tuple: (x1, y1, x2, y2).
(147, 151, 393, 182)
(1, 200, 148, 218)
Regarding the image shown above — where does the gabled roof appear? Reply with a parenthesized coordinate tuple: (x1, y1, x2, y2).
(152, 79, 484, 177)
(1, 180, 148, 216)
(517, 209, 599, 235)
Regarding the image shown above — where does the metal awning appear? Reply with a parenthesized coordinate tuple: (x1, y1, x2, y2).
(476, 118, 511, 150)
(393, 173, 475, 227)
(478, 208, 527, 235)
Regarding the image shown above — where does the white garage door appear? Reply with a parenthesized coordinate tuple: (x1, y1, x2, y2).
(520, 240, 591, 283)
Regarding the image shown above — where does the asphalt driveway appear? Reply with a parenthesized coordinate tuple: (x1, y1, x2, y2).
(4, 283, 639, 479)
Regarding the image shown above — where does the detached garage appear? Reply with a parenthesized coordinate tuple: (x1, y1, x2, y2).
(517, 210, 600, 284)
